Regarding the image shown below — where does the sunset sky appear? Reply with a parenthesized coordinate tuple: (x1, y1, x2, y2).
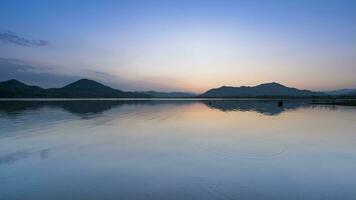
(1, 0, 355, 92)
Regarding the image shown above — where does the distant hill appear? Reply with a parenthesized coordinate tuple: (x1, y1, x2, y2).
(200, 82, 323, 98)
(0, 79, 46, 97)
(347, 91, 356, 96)
(325, 89, 356, 96)
(143, 91, 197, 98)
(2, 79, 354, 98)
(0, 79, 151, 98)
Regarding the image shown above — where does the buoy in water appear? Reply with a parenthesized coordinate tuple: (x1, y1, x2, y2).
(278, 100, 283, 107)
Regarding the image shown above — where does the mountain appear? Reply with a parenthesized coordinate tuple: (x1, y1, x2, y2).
(200, 82, 323, 97)
(0, 79, 151, 98)
(347, 91, 356, 96)
(143, 91, 197, 98)
(2, 79, 353, 98)
(0, 79, 46, 97)
(325, 89, 356, 96)
(47, 79, 150, 98)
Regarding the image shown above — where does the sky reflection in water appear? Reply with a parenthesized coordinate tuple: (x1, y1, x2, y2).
(0, 100, 356, 200)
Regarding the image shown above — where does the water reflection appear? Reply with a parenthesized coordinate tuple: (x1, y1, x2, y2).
(0, 100, 355, 200)
(0, 99, 313, 117)
(202, 100, 311, 115)
(0, 149, 49, 165)
(0, 100, 125, 116)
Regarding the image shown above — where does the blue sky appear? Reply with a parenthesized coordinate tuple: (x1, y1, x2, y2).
(0, 0, 355, 92)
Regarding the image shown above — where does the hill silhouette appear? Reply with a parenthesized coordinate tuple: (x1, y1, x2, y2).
(1, 79, 355, 98)
(0, 79, 151, 98)
(0, 79, 46, 97)
(325, 88, 356, 96)
(143, 91, 197, 98)
(200, 82, 323, 97)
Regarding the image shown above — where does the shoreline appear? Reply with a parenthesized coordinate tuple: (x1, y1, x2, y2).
(1, 97, 356, 101)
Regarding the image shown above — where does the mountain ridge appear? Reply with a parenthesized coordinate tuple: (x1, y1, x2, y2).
(325, 88, 356, 96)
(1, 79, 355, 98)
(143, 91, 197, 98)
(0, 79, 151, 98)
(200, 82, 324, 97)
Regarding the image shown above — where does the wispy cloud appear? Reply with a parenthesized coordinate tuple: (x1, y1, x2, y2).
(0, 31, 50, 47)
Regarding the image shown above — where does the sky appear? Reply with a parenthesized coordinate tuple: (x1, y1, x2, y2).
(0, 0, 355, 92)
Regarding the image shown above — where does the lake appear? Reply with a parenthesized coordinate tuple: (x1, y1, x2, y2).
(0, 99, 356, 200)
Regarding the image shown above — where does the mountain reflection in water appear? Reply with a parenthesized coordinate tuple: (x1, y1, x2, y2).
(0, 99, 314, 117)
(0, 99, 355, 200)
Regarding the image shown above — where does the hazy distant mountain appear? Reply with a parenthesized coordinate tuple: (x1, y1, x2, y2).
(143, 91, 197, 98)
(325, 89, 356, 96)
(200, 82, 323, 97)
(0, 79, 151, 98)
(347, 91, 356, 96)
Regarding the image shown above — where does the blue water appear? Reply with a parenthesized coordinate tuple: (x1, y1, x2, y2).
(0, 100, 356, 200)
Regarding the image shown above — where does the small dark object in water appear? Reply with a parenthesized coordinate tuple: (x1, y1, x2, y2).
(278, 101, 283, 107)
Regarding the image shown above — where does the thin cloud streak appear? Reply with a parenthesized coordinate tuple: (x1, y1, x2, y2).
(0, 31, 50, 47)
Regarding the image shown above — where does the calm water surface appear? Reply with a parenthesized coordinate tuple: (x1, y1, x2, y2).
(0, 100, 356, 200)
